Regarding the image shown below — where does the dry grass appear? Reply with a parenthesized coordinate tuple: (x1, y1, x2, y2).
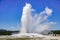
(0, 37, 43, 40)
(0, 36, 59, 40)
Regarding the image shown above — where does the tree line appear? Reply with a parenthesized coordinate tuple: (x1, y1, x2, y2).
(0, 29, 19, 35)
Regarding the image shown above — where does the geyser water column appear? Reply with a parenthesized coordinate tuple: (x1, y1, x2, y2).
(20, 3, 32, 33)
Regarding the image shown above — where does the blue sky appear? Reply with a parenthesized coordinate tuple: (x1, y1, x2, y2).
(0, 0, 60, 30)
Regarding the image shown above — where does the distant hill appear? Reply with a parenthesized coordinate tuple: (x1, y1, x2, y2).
(0, 29, 60, 35)
(0, 29, 19, 35)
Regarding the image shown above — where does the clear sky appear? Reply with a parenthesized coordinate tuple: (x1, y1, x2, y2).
(0, 0, 60, 30)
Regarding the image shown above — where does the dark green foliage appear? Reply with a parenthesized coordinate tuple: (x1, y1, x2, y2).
(0, 29, 19, 35)
(0, 31, 11, 35)
(51, 30, 60, 34)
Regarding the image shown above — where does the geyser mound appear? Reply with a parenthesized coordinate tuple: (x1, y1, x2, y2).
(11, 33, 45, 38)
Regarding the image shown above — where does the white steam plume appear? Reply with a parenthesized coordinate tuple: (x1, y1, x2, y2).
(20, 3, 56, 34)
(20, 3, 32, 33)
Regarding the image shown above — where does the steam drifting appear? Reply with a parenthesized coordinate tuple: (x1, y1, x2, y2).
(20, 3, 55, 34)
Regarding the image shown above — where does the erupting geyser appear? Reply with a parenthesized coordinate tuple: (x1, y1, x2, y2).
(20, 3, 53, 33)
(11, 3, 56, 37)
(20, 3, 32, 33)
